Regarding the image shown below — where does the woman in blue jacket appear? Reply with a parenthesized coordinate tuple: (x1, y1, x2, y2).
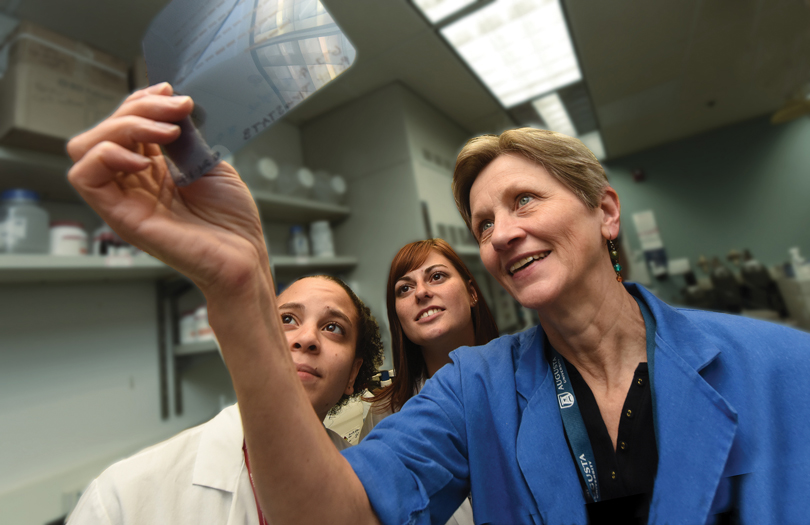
(66, 85, 810, 524)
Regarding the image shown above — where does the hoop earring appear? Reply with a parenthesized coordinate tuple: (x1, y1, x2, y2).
(607, 238, 623, 283)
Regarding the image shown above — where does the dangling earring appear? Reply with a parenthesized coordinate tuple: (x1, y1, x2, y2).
(607, 238, 623, 282)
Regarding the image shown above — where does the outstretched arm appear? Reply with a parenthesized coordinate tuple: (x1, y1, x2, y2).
(67, 83, 378, 525)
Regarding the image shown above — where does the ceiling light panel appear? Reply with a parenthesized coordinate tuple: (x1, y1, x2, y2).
(413, 0, 478, 24)
(442, 0, 582, 108)
(532, 92, 577, 137)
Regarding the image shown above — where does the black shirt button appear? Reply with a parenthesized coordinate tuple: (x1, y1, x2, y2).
(611, 470, 617, 480)
(637, 377, 644, 387)
(626, 409, 634, 418)
(620, 441, 627, 450)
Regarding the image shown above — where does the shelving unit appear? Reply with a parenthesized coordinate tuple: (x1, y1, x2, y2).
(272, 255, 358, 276)
(0, 254, 178, 283)
(174, 339, 219, 357)
(253, 190, 350, 223)
(0, 145, 75, 202)
(2, 144, 359, 420)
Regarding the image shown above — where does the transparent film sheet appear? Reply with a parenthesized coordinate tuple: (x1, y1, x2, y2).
(143, 0, 356, 186)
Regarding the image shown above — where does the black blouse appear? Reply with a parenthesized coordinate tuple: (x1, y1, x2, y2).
(563, 358, 658, 524)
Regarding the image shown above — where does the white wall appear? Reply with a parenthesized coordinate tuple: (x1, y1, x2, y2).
(0, 280, 235, 525)
(301, 84, 430, 369)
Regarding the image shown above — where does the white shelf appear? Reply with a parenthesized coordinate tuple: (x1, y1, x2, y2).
(174, 340, 219, 357)
(253, 190, 350, 223)
(272, 255, 358, 276)
(0, 145, 75, 202)
(0, 254, 177, 283)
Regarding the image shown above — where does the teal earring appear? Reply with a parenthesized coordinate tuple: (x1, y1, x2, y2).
(607, 238, 623, 282)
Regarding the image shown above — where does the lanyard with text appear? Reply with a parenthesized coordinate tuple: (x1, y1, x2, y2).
(243, 440, 270, 525)
(549, 295, 657, 504)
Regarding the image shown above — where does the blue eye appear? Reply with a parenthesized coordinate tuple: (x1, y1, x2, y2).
(480, 220, 493, 233)
(324, 322, 344, 335)
(518, 195, 532, 206)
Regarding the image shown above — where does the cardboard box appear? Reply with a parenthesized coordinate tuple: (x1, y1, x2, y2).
(0, 22, 129, 154)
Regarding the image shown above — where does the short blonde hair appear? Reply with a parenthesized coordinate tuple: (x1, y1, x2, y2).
(452, 128, 609, 232)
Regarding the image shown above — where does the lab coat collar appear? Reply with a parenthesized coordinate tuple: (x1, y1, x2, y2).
(513, 284, 738, 524)
(191, 404, 245, 493)
(627, 283, 720, 372)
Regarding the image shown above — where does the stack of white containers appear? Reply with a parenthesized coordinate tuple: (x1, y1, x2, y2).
(179, 304, 217, 345)
(236, 153, 345, 260)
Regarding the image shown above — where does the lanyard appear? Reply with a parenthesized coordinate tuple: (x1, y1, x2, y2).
(549, 295, 657, 503)
(242, 440, 270, 525)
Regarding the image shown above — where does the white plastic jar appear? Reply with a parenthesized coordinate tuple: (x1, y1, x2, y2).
(195, 305, 216, 342)
(277, 165, 315, 198)
(0, 189, 50, 254)
(309, 220, 335, 258)
(50, 221, 88, 256)
(255, 157, 280, 192)
(313, 172, 348, 205)
(179, 310, 197, 344)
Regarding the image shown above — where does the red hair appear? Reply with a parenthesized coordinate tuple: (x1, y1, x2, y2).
(370, 239, 498, 413)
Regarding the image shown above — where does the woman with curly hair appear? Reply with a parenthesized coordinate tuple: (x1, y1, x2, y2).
(69, 274, 384, 524)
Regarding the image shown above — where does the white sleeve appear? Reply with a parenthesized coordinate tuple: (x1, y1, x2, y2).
(358, 403, 393, 441)
(66, 479, 114, 525)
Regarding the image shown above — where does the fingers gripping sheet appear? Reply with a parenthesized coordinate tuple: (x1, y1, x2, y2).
(143, 0, 356, 185)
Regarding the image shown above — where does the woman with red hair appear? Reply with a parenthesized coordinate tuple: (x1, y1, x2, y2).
(363, 239, 498, 428)
(361, 238, 498, 525)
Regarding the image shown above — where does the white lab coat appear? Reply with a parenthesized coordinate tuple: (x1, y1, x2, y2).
(360, 379, 474, 525)
(68, 404, 350, 525)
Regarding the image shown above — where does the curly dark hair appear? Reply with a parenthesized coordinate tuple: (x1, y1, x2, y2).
(293, 275, 384, 414)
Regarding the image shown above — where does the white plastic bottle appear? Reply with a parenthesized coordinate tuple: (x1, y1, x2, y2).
(0, 189, 50, 254)
(288, 225, 310, 257)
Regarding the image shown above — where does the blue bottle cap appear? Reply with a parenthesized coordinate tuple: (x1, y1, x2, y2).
(290, 225, 304, 233)
(1, 188, 40, 202)
(380, 370, 390, 381)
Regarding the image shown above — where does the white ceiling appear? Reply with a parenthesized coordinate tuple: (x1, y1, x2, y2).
(3, 0, 808, 158)
(566, 0, 810, 157)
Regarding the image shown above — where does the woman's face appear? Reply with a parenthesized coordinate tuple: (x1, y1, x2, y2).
(277, 278, 363, 420)
(394, 251, 477, 351)
(469, 154, 615, 311)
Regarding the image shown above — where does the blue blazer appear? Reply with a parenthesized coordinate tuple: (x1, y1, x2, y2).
(344, 284, 810, 524)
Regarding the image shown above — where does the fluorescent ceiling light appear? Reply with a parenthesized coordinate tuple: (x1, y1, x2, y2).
(578, 130, 606, 160)
(413, 0, 478, 23)
(532, 92, 576, 137)
(441, 0, 581, 107)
